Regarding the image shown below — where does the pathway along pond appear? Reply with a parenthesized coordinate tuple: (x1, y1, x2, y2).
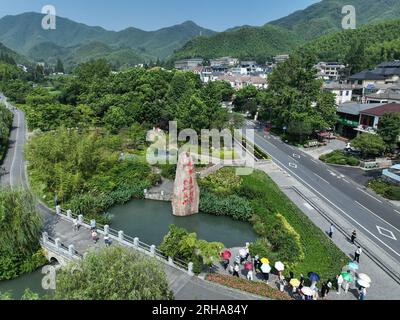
(0, 199, 257, 298)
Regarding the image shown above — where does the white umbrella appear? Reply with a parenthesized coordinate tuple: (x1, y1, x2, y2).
(239, 248, 247, 258)
(357, 273, 372, 283)
(301, 286, 314, 296)
(260, 264, 271, 273)
(357, 279, 371, 288)
(274, 261, 285, 271)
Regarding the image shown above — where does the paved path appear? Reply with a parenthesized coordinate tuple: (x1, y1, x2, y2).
(0, 97, 264, 301)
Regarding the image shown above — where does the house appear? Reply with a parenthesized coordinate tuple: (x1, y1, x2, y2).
(316, 62, 346, 81)
(356, 102, 400, 135)
(213, 74, 267, 90)
(323, 82, 361, 105)
(174, 58, 204, 70)
(336, 103, 383, 138)
(348, 61, 400, 86)
(274, 54, 290, 64)
(364, 83, 400, 104)
(210, 57, 239, 67)
(383, 164, 400, 184)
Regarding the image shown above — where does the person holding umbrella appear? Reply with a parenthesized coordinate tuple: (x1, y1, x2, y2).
(233, 262, 240, 278)
(308, 272, 320, 290)
(221, 250, 232, 271)
(299, 274, 305, 289)
(253, 255, 261, 272)
(260, 263, 271, 284)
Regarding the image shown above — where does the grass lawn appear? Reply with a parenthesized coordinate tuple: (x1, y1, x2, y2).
(369, 178, 400, 201)
(320, 150, 360, 166)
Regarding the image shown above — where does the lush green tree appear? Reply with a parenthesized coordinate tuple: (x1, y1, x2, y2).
(351, 134, 386, 158)
(378, 113, 400, 150)
(55, 58, 65, 74)
(0, 103, 12, 149)
(104, 106, 128, 133)
(233, 85, 258, 114)
(0, 188, 45, 280)
(53, 246, 173, 300)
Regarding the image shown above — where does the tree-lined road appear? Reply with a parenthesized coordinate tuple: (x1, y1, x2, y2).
(245, 121, 400, 264)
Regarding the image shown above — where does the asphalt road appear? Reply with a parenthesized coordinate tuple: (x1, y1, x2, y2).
(245, 120, 400, 264)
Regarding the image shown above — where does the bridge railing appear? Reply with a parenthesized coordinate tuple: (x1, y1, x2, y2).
(54, 206, 193, 276)
(40, 231, 84, 261)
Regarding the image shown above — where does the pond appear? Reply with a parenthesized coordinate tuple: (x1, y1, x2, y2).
(109, 199, 257, 248)
(0, 268, 50, 299)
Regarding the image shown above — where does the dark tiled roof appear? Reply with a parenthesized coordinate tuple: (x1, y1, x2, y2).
(348, 71, 386, 81)
(378, 61, 400, 68)
(360, 102, 400, 116)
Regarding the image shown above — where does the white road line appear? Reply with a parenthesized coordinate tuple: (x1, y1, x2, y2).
(289, 163, 298, 169)
(253, 132, 400, 258)
(313, 173, 330, 185)
(310, 159, 318, 164)
(9, 109, 21, 187)
(343, 179, 350, 184)
(395, 210, 400, 215)
(357, 187, 383, 203)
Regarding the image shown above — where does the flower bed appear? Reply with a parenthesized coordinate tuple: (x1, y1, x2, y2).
(206, 274, 291, 300)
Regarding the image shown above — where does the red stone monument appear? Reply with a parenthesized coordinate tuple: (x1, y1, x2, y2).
(172, 152, 199, 216)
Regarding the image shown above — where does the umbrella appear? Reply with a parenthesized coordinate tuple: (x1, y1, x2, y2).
(301, 286, 314, 296)
(239, 248, 247, 258)
(357, 279, 371, 288)
(341, 272, 353, 282)
(260, 257, 269, 264)
(348, 262, 359, 271)
(290, 279, 301, 287)
(221, 250, 231, 260)
(244, 262, 253, 270)
(274, 261, 285, 272)
(357, 273, 372, 283)
(308, 272, 320, 282)
(260, 264, 271, 274)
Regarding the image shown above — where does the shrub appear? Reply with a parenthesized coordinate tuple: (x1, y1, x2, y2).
(206, 274, 291, 300)
(369, 179, 400, 201)
(200, 190, 253, 221)
(320, 150, 360, 166)
(200, 167, 241, 195)
(158, 164, 177, 180)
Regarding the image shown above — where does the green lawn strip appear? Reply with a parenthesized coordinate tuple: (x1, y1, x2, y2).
(320, 150, 360, 167)
(241, 171, 347, 281)
(369, 178, 400, 201)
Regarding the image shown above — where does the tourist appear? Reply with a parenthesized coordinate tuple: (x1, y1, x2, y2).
(299, 274, 305, 289)
(321, 282, 328, 299)
(262, 271, 270, 284)
(104, 235, 112, 247)
(91, 230, 98, 244)
(233, 263, 240, 278)
(344, 281, 350, 295)
(354, 246, 362, 263)
(235, 255, 240, 265)
(329, 223, 335, 238)
(351, 230, 357, 244)
(288, 271, 294, 283)
(90, 219, 96, 231)
(326, 280, 332, 296)
(223, 259, 230, 271)
(239, 251, 247, 264)
(337, 274, 344, 295)
(245, 243, 250, 260)
(247, 270, 254, 281)
(254, 255, 261, 272)
(229, 265, 234, 275)
(359, 286, 367, 300)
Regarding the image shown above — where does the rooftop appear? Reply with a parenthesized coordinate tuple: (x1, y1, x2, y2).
(337, 103, 384, 116)
(360, 102, 400, 116)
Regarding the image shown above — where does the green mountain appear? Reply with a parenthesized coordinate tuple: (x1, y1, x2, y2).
(0, 12, 215, 67)
(270, 0, 400, 40)
(173, 0, 400, 62)
(0, 42, 27, 64)
(172, 25, 302, 62)
(303, 19, 400, 65)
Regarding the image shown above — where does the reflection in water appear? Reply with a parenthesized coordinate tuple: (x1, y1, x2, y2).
(109, 199, 257, 248)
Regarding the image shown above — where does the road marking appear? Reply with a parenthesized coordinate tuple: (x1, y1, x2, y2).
(377, 226, 397, 241)
(252, 132, 400, 258)
(343, 179, 350, 184)
(310, 158, 318, 164)
(9, 109, 21, 187)
(355, 201, 400, 233)
(357, 187, 383, 203)
(289, 163, 298, 169)
(304, 203, 315, 211)
(313, 173, 330, 185)
(293, 154, 301, 159)
(328, 170, 337, 177)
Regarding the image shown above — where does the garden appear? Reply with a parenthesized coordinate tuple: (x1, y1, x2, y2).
(319, 150, 360, 166)
(368, 178, 400, 201)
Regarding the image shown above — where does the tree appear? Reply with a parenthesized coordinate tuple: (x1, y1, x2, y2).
(55, 58, 65, 74)
(378, 113, 400, 150)
(351, 134, 386, 158)
(0, 188, 45, 280)
(53, 246, 173, 300)
(104, 106, 128, 133)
